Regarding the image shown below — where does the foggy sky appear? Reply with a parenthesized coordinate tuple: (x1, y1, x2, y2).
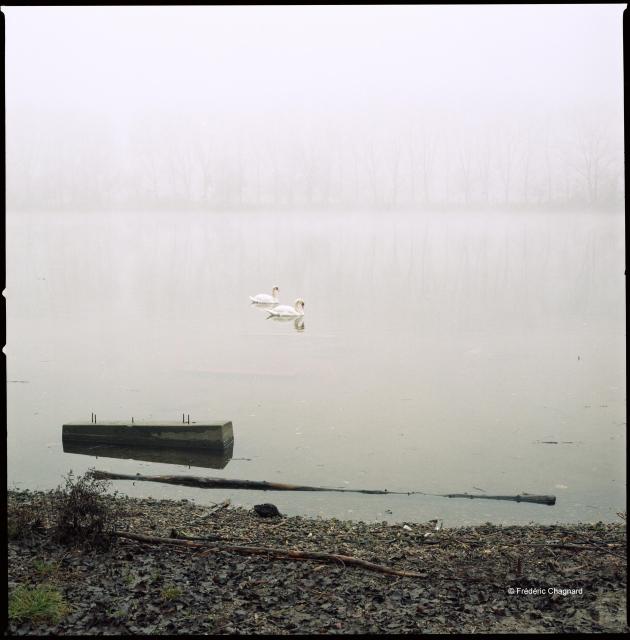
(6, 6, 623, 115)
(4, 5, 625, 210)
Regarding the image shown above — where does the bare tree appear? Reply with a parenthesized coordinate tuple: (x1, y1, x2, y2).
(571, 120, 616, 205)
(496, 125, 515, 205)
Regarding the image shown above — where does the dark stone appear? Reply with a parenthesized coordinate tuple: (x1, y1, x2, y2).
(254, 503, 282, 518)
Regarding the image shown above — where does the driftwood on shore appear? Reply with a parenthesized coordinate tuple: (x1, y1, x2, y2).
(442, 493, 556, 505)
(90, 470, 556, 505)
(114, 530, 424, 578)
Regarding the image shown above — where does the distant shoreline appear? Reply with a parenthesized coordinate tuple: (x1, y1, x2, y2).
(5, 203, 625, 215)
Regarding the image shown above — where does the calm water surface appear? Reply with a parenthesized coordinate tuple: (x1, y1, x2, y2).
(6, 209, 626, 525)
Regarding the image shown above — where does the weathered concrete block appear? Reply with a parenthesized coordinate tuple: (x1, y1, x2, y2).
(62, 421, 234, 451)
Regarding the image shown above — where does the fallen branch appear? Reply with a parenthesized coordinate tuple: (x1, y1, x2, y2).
(91, 471, 555, 505)
(170, 532, 234, 543)
(428, 537, 625, 559)
(532, 543, 626, 559)
(442, 493, 556, 506)
(114, 530, 424, 578)
(92, 471, 393, 494)
(190, 499, 231, 526)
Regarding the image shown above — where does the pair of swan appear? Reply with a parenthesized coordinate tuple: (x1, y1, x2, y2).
(249, 286, 305, 317)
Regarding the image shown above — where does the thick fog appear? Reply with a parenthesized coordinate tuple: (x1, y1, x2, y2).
(5, 5, 625, 210)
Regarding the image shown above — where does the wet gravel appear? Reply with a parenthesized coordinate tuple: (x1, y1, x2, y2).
(7, 490, 628, 634)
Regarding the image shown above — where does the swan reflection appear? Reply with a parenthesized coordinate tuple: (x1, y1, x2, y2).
(267, 315, 305, 332)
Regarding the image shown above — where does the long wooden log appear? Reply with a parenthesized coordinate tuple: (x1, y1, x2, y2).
(90, 471, 405, 494)
(443, 493, 556, 506)
(90, 470, 555, 505)
(114, 531, 424, 578)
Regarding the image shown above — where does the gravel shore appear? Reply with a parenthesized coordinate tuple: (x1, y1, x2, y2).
(7, 489, 628, 635)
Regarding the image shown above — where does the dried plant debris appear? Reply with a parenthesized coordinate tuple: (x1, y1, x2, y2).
(7, 489, 628, 635)
(48, 471, 119, 548)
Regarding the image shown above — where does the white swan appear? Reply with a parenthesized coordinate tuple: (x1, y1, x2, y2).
(249, 286, 279, 304)
(267, 298, 305, 317)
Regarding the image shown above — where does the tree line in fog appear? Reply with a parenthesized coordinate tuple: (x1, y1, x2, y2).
(7, 105, 623, 211)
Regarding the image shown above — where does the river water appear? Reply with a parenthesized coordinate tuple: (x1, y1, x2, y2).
(6, 209, 626, 525)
